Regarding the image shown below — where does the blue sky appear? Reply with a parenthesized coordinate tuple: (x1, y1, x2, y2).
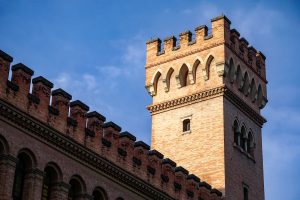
(0, 0, 299, 199)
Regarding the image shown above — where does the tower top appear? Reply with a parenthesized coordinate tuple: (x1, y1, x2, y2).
(145, 14, 267, 113)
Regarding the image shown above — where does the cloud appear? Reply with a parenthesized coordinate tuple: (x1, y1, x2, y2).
(122, 43, 144, 65)
(54, 72, 72, 89)
(96, 33, 146, 80)
(53, 73, 99, 92)
(83, 74, 97, 90)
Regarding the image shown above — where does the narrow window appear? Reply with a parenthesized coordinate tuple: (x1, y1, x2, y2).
(12, 160, 26, 200)
(240, 126, 247, 151)
(41, 173, 51, 200)
(183, 119, 190, 132)
(233, 120, 240, 145)
(243, 186, 249, 200)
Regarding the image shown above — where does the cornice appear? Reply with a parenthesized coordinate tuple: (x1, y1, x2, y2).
(0, 99, 174, 200)
(147, 86, 226, 114)
(145, 42, 225, 68)
(223, 88, 267, 127)
(148, 85, 266, 127)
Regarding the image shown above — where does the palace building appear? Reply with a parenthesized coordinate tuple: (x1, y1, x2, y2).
(0, 15, 267, 200)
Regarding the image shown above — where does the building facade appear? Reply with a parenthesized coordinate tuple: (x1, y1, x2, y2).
(146, 15, 267, 200)
(0, 15, 266, 200)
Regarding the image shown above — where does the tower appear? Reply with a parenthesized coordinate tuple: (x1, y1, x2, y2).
(145, 15, 267, 200)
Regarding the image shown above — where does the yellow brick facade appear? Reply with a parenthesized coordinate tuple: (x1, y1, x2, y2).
(146, 15, 267, 199)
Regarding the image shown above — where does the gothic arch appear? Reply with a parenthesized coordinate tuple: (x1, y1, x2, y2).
(240, 125, 247, 151)
(178, 64, 189, 87)
(233, 119, 240, 145)
(203, 55, 215, 80)
(257, 84, 263, 106)
(151, 69, 162, 95)
(247, 130, 255, 156)
(192, 59, 201, 83)
(236, 65, 243, 89)
(242, 71, 250, 95)
(227, 58, 235, 83)
(249, 78, 257, 102)
(165, 67, 174, 92)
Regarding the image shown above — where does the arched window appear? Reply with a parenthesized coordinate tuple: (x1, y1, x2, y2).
(68, 176, 86, 200)
(92, 187, 107, 200)
(179, 64, 189, 87)
(249, 79, 256, 102)
(192, 59, 201, 83)
(247, 132, 255, 156)
(233, 120, 240, 145)
(152, 71, 162, 95)
(12, 159, 26, 200)
(41, 163, 62, 200)
(165, 68, 174, 92)
(236, 65, 243, 89)
(240, 126, 247, 151)
(242, 72, 250, 95)
(257, 84, 263, 106)
(228, 58, 235, 83)
(183, 119, 190, 132)
(204, 55, 214, 80)
(12, 151, 35, 200)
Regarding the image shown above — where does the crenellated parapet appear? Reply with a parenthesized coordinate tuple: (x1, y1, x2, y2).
(145, 14, 267, 112)
(0, 49, 223, 200)
(146, 15, 230, 67)
(146, 15, 265, 81)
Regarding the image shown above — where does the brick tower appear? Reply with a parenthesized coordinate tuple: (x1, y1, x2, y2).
(145, 15, 267, 200)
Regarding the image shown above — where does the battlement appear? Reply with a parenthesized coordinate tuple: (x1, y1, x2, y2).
(145, 14, 267, 113)
(0, 49, 222, 200)
(146, 15, 266, 82)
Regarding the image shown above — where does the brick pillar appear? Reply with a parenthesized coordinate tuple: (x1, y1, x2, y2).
(0, 154, 18, 200)
(22, 168, 45, 200)
(50, 181, 70, 200)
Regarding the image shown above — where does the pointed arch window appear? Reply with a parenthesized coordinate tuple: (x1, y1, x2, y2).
(228, 58, 235, 83)
(247, 132, 255, 156)
(179, 64, 189, 87)
(233, 120, 240, 145)
(240, 126, 247, 151)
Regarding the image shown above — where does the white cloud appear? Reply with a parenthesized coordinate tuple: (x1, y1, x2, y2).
(53, 73, 99, 93)
(54, 73, 72, 89)
(95, 34, 146, 80)
(122, 44, 144, 65)
(83, 74, 97, 90)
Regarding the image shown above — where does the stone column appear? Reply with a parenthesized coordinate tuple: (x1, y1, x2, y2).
(50, 181, 70, 200)
(22, 168, 45, 200)
(0, 154, 18, 200)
